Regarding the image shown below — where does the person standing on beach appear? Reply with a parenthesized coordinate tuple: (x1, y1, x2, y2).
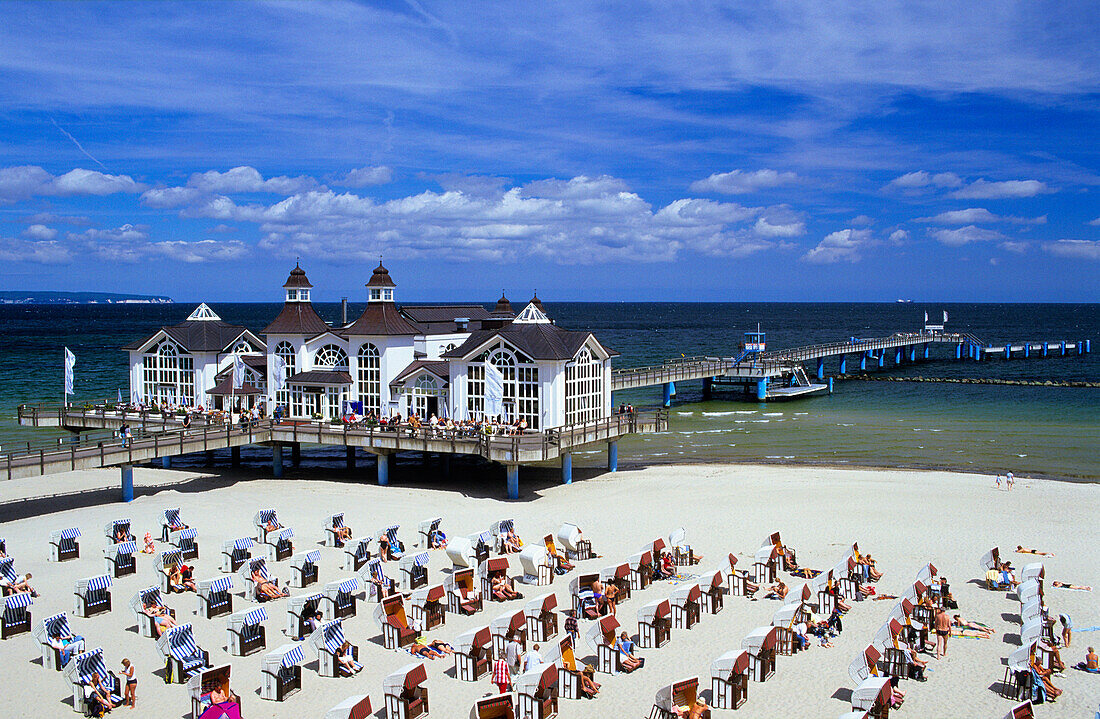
(121, 657, 137, 708)
(934, 606, 950, 658)
(1007, 472, 1015, 490)
(504, 635, 522, 673)
(491, 654, 511, 694)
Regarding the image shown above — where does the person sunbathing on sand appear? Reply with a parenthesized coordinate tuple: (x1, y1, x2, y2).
(673, 698, 709, 719)
(763, 579, 787, 600)
(1016, 545, 1054, 556)
(1052, 581, 1091, 591)
(409, 636, 454, 659)
(951, 615, 995, 638)
(252, 569, 289, 600)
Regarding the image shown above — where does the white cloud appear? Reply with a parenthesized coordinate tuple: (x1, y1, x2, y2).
(21, 224, 58, 241)
(927, 225, 1005, 246)
(0, 237, 72, 263)
(336, 166, 394, 187)
(888, 229, 909, 244)
(52, 168, 144, 195)
(999, 241, 1029, 253)
(69, 223, 150, 243)
(690, 169, 797, 195)
(1043, 239, 1100, 261)
(187, 166, 319, 195)
(802, 228, 872, 264)
(918, 208, 1000, 224)
(753, 216, 805, 238)
(148, 240, 250, 263)
(141, 186, 206, 208)
(850, 215, 874, 226)
(1088, 217, 1100, 227)
(885, 171, 962, 192)
(0, 165, 54, 202)
(951, 179, 1048, 199)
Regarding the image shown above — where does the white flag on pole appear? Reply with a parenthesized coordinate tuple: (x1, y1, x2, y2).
(117, 388, 123, 403)
(943, 310, 948, 323)
(272, 355, 287, 391)
(131, 388, 142, 404)
(63, 347, 76, 396)
(484, 361, 504, 418)
(924, 311, 928, 323)
(232, 355, 247, 389)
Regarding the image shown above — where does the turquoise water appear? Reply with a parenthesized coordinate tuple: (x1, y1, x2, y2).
(1, 302, 1096, 480)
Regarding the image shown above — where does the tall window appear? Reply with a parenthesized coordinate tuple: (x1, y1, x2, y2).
(274, 341, 296, 410)
(141, 340, 194, 406)
(411, 374, 443, 418)
(466, 343, 539, 428)
(314, 344, 348, 370)
(357, 343, 381, 414)
(566, 347, 603, 425)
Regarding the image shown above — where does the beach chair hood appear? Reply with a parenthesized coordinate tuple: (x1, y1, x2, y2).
(711, 649, 750, 679)
(384, 662, 427, 693)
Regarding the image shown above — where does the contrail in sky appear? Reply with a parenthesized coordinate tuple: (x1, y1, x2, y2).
(50, 118, 111, 172)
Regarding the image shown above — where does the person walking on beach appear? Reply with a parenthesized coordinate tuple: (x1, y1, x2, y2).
(934, 606, 950, 659)
(491, 653, 511, 694)
(1006, 472, 1015, 490)
(121, 657, 137, 708)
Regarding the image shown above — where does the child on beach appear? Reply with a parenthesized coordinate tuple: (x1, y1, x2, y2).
(142, 533, 155, 554)
(121, 658, 136, 708)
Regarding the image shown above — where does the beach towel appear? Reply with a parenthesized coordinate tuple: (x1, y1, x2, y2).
(790, 568, 821, 579)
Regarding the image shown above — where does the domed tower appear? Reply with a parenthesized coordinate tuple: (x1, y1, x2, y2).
(366, 261, 396, 303)
(344, 261, 421, 335)
(492, 291, 513, 316)
(283, 262, 312, 303)
(264, 263, 331, 335)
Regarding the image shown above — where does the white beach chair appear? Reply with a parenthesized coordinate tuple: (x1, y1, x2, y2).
(525, 593, 558, 642)
(556, 522, 592, 560)
(478, 557, 512, 601)
(260, 643, 305, 701)
(226, 606, 267, 656)
(601, 562, 632, 604)
(156, 623, 211, 683)
(544, 635, 583, 700)
(668, 527, 697, 566)
(697, 569, 724, 614)
(491, 519, 516, 555)
(453, 625, 492, 681)
(519, 543, 552, 585)
(399, 551, 430, 591)
(585, 614, 623, 674)
(73, 574, 113, 618)
(325, 696, 373, 719)
(650, 677, 704, 719)
(357, 557, 398, 601)
(308, 619, 359, 677)
(63, 647, 123, 714)
(417, 517, 445, 549)
(160, 508, 187, 541)
(409, 583, 446, 630)
(629, 549, 654, 591)
(288, 549, 320, 588)
(711, 649, 750, 710)
(324, 512, 350, 548)
(374, 524, 405, 561)
(383, 662, 428, 719)
(445, 567, 483, 615)
(129, 586, 173, 638)
(103, 539, 137, 578)
(33, 612, 84, 670)
(221, 536, 253, 573)
(186, 664, 239, 719)
(741, 626, 779, 682)
(286, 591, 324, 639)
(670, 583, 702, 629)
(638, 598, 672, 649)
(321, 577, 360, 620)
(343, 537, 372, 572)
(169, 527, 199, 560)
(851, 676, 892, 714)
(103, 518, 133, 545)
(49, 527, 81, 562)
(515, 662, 557, 719)
(490, 608, 527, 658)
(195, 575, 234, 619)
(253, 508, 283, 545)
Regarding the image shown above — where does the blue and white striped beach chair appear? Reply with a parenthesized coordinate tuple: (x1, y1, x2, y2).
(33, 612, 85, 669)
(196, 575, 234, 618)
(1, 591, 32, 639)
(266, 527, 294, 562)
(73, 573, 113, 618)
(103, 518, 133, 545)
(227, 606, 268, 656)
(254, 508, 283, 544)
(322, 577, 360, 620)
(63, 647, 123, 714)
(308, 619, 359, 677)
(154, 548, 186, 593)
(129, 586, 175, 638)
(261, 643, 305, 701)
(357, 558, 397, 602)
(491, 519, 516, 554)
(324, 513, 349, 547)
(0, 556, 16, 585)
(418, 517, 445, 549)
(161, 508, 187, 542)
(343, 537, 372, 572)
(222, 536, 254, 573)
(170, 527, 199, 560)
(375, 524, 405, 561)
(287, 591, 324, 639)
(470, 531, 492, 563)
(104, 539, 137, 578)
(157, 623, 210, 683)
(289, 549, 320, 588)
(49, 526, 81, 562)
(399, 551, 430, 592)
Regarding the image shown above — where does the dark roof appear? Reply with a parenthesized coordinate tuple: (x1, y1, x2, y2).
(208, 378, 263, 395)
(263, 302, 331, 335)
(122, 319, 262, 353)
(492, 292, 513, 316)
(343, 302, 422, 336)
(529, 292, 545, 312)
(283, 263, 313, 289)
(391, 360, 450, 385)
(366, 262, 396, 288)
(242, 355, 267, 370)
(286, 370, 353, 385)
(442, 322, 618, 361)
(400, 305, 491, 323)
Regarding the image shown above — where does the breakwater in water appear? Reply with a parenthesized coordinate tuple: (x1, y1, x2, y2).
(836, 374, 1099, 388)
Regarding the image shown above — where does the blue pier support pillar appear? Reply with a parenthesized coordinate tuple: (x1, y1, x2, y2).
(1024, 342, 1030, 358)
(923, 344, 929, 360)
(755, 377, 768, 401)
(859, 353, 868, 371)
(346, 446, 355, 470)
(662, 382, 676, 407)
(506, 465, 520, 500)
(561, 453, 573, 484)
(161, 456, 171, 469)
(377, 452, 391, 486)
(120, 464, 134, 503)
(1005, 344, 1011, 359)
(838, 355, 847, 374)
(1086, 340, 1091, 354)
(272, 444, 283, 478)
(1042, 343, 1048, 357)
(1079, 340, 1084, 355)
(828, 377, 834, 394)
(878, 351, 885, 368)
(955, 343, 962, 360)
(1061, 341, 1066, 356)
(909, 347, 917, 362)
(894, 348, 903, 365)
(816, 357, 825, 380)
(976, 346, 983, 361)
(607, 441, 618, 473)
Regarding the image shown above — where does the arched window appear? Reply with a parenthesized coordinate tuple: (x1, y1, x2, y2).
(141, 340, 194, 407)
(467, 343, 539, 428)
(314, 344, 348, 371)
(357, 343, 380, 414)
(415, 375, 437, 393)
(232, 340, 251, 354)
(273, 341, 296, 410)
(566, 347, 603, 425)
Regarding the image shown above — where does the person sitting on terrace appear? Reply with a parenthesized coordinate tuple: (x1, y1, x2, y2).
(142, 602, 177, 636)
(763, 579, 788, 600)
(491, 575, 523, 601)
(252, 568, 289, 600)
(502, 528, 523, 554)
(615, 631, 643, 672)
(336, 640, 363, 674)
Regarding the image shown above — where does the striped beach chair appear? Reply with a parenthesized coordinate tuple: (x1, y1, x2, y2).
(453, 625, 492, 681)
(325, 695, 373, 719)
(49, 527, 81, 562)
(322, 577, 360, 620)
(417, 517, 445, 549)
(33, 612, 85, 670)
(170, 527, 200, 560)
(186, 663, 239, 719)
(711, 650, 750, 710)
(157, 623, 211, 683)
(154, 548, 186, 593)
(1, 591, 32, 639)
(239, 557, 279, 602)
(254, 508, 283, 544)
(491, 519, 516, 554)
(104, 539, 137, 578)
(63, 647, 123, 715)
(267, 527, 295, 562)
(287, 591, 324, 639)
(129, 586, 175, 638)
(103, 518, 134, 545)
(399, 551, 430, 591)
(469, 530, 492, 564)
(383, 662, 428, 718)
(196, 575, 234, 618)
(161, 508, 187, 541)
(0, 556, 17, 586)
(410, 584, 446, 630)
(289, 549, 320, 588)
(373, 594, 420, 650)
(343, 537, 372, 572)
(73, 573, 113, 618)
(357, 557, 398, 602)
(226, 606, 267, 656)
(260, 643, 304, 701)
(324, 512, 350, 548)
(308, 619, 359, 677)
(222, 536, 253, 573)
(515, 664, 555, 719)
(375, 524, 405, 561)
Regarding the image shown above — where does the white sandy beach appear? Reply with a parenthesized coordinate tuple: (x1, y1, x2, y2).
(0, 461, 1095, 719)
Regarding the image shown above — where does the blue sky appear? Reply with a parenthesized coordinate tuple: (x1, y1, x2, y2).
(0, 1, 1097, 302)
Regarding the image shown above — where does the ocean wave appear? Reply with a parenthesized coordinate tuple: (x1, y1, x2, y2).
(752, 419, 770, 423)
(735, 410, 757, 414)
(702, 411, 739, 417)
(763, 412, 783, 416)
(676, 412, 694, 416)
